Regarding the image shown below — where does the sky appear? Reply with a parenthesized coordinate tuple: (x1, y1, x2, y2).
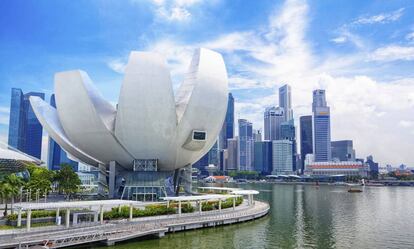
(0, 0, 413, 166)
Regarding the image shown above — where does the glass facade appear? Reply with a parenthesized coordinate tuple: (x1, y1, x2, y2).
(8, 88, 44, 159)
(312, 90, 331, 162)
(279, 84, 293, 121)
(280, 120, 297, 172)
(254, 141, 272, 175)
(264, 106, 285, 140)
(238, 119, 254, 171)
(219, 93, 234, 150)
(47, 94, 79, 171)
(331, 140, 355, 161)
(300, 115, 313, 173)
(272, 140, 293, 175)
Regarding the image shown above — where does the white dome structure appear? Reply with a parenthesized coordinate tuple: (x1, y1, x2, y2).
(30, 48, 228, 172)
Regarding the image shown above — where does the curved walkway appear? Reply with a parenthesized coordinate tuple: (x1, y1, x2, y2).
(0, 200, 269, 248)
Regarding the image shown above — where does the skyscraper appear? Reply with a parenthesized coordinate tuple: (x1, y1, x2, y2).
(238, 119, 254, 171)
(219, 93, 234, 150)
(279, 84, 293, 121)
(264, 106, 285, 140)
(47, 94, 79, 171)
(272, 140, 293, 175)
(366, 155, 379, 179)
(331, 140, 355, 161)
(312, 90, 331, 162)
(280, 120, 297, 172)
(226, 138, 238, 171)
(253, 129, 262, 142)
(300, 115, 313, 173)
(254, 141, 272, 175)
(8, 88, 44, 159)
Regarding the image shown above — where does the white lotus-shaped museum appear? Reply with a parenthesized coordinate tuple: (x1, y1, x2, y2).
(30, 48, 228, 172)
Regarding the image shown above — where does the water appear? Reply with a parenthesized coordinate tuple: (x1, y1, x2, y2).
(93, 184, 414, 249)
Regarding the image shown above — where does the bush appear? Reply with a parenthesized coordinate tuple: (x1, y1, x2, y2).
(181, 202, 195, 213)
(202, 201, 214, 211)
(7, 210, 58, 221)
(103, 205, 177, 220)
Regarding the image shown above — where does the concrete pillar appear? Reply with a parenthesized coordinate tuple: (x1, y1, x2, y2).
(167, 201, 169, 208)
(56, 208, 60, 221)
(17, 208, 22, 227)
(129, 204, 133, 221)
(178, 200, 182, 216)
(109, 161, 119, 199)
(233, 197, 236, 210)
(65, 209, 70, 228)
(199, 201, 202, 214)
(219, 199, 222, 212)
(26, 209, 31, 232)
(100, 205, 104, 225)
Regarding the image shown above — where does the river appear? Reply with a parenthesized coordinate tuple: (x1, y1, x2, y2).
(91, 183, 414, 249)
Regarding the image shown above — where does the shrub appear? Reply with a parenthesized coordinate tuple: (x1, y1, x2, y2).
(181, 202, 195, 213)
(201, 201, 214, 211)
(7, 210, 58, 221)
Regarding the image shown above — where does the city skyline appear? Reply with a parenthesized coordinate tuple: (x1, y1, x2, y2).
(1, 0, 413, 166)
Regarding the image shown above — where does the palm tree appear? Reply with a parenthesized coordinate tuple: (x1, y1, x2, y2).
(0, 182, 13, 216)
(1, 174, 25, 215)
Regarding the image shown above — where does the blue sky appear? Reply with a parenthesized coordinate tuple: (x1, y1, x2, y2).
(1, 0, 414, 166)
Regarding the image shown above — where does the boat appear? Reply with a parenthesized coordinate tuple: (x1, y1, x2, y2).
(347, 183, 363, 193)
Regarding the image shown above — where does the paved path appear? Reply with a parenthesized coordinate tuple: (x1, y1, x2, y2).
(0, 201, 269, 248)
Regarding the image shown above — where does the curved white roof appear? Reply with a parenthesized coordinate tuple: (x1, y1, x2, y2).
(29, 48, 228, 171)
(0, 143, 41, 164)
(162, 194, 239, 202)
(231, 190, 260, 195)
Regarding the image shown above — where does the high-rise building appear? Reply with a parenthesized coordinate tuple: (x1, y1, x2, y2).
(272, 140, 293, 175)
(331, 140, 355, 161)
(8, 88, 44, 159)
(264, 106, 285, 141)
(312, 89, 327, 112)
(226, 138, 238, 171)
(238, 119, 254, 171)
(300, 115, 313, 173)
(193, 139, 219, 174)
(312, 90, 331, 162)
(253, 129, 262, 142)
(366, 155, 379, 179)
(280, 120, 297, 172)
(219, 93, 234, 150)
(47, 94, 79, 171)
(279, 84, 293, 121)
(219, 149, 228, 171)
(254, 141, 272, 175)
(208, 140, 219, 166)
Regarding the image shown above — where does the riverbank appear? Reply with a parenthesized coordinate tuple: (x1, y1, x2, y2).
(0, 200, 269, 248)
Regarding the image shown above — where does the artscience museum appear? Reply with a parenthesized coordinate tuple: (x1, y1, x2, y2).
(30, 48, 228, 199)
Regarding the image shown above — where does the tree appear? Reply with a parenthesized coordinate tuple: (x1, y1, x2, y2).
(26, 164, 54, 197)
(0, 174, 24, 216)
(54, 164, 81, 200)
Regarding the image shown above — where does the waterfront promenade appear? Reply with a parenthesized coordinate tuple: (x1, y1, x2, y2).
(0, 200, 269, 248)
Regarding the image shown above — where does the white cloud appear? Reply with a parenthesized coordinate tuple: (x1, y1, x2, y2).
(331, 36, 347, 43)
(371, 45, 414, 61)
(107, 59, 127, 74)
(125, 0, 413, 166)
(399, 120, 414, 128)
(352, 8, 404, 25)
(150, 0, 204, 22)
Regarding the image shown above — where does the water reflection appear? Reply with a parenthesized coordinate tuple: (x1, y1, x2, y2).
(90, 184, 414, 249)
